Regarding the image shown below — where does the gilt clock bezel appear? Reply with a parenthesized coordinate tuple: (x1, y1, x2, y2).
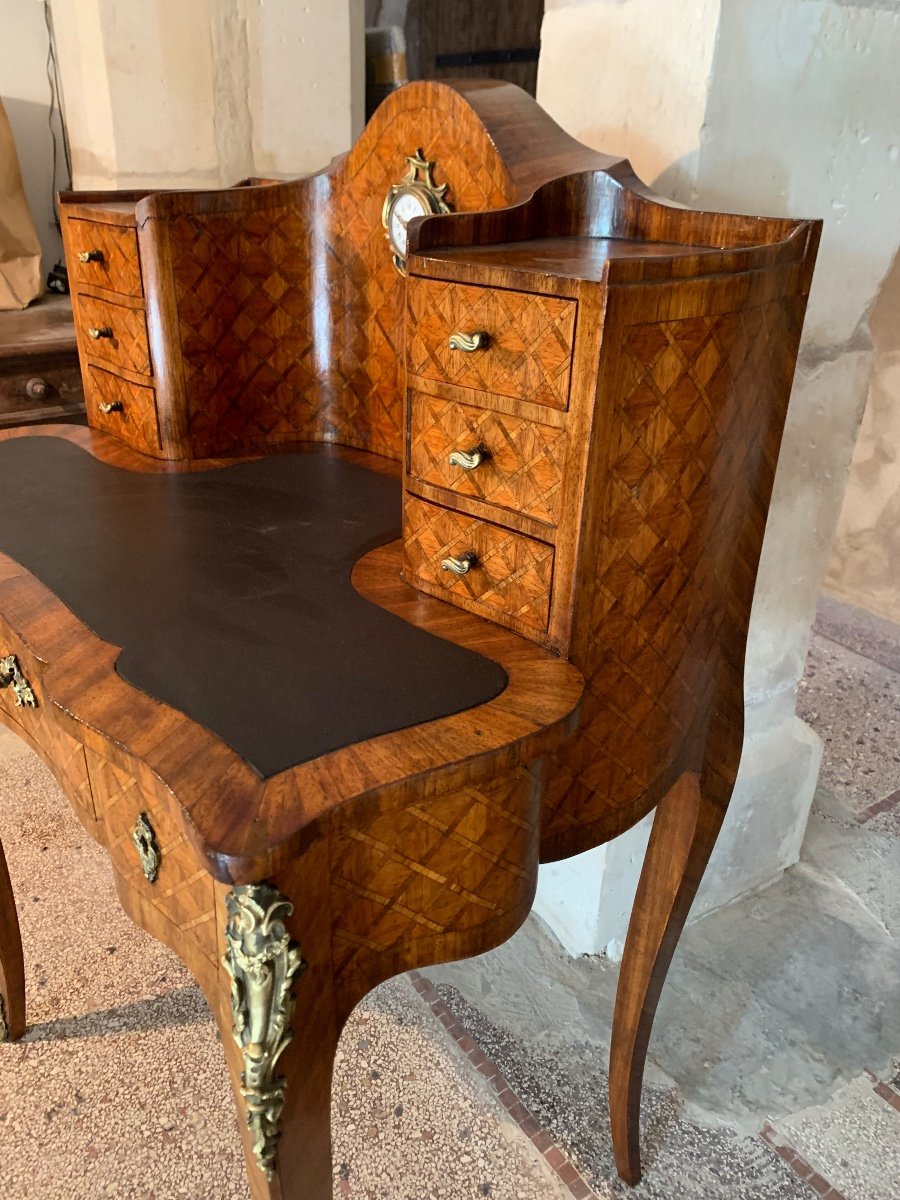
(382, 148, 452, 275)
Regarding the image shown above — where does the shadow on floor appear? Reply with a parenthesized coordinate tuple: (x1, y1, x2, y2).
(23, 983, 211, 1043)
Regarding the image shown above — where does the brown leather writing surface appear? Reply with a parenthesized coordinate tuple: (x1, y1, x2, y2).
(0, 438, 507, 776)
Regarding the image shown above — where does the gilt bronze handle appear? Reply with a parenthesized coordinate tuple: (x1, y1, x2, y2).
(0, 655, 37, 709)
(448, 445, 489, 471)
(88, 326, 113, 340)
(448, 331, 489, 352)
(77, 249, 104, 263)
(441, 551, 478, 576)
(98, 401, 123, 415)
(132, 813, 161, 883)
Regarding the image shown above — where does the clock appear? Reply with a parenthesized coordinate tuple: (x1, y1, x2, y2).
(382, 149, 452, 274)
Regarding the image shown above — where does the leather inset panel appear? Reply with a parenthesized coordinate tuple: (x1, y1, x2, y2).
(0, 439, 507, 777)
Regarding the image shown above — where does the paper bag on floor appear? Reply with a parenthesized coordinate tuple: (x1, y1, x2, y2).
(0, 99, 42, 310)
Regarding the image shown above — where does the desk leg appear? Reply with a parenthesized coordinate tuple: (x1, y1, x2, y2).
(215, 766, 541, 1200)
(0, 836, 25, 1042)
(609, 770, 724, 1185)
(215, 842, 339, 1200)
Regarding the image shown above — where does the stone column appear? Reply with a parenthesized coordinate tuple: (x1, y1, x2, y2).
(50, 0, 364, 190)
(534, 0, 900, 956)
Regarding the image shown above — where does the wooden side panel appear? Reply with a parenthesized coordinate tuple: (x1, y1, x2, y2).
(156, 83, 518, 461)
(541, 270, 810, 858)
(329, 768, 539, 1011)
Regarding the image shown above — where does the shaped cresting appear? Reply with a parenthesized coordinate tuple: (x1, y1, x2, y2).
(60, 79, 620, 462)
(44, 79, 822, 1199)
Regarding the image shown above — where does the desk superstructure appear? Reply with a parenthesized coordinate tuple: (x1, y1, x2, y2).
(0, 81, 821, 1197)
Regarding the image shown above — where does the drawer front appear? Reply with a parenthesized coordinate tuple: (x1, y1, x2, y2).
(408, 392, 567, 526)
(85, 365, 160, 454)
(77, 295, 151, 376)
(0, 623, 97, 828)
(403, 495, 553, 634)
(68, 218, 143, 298)
(86, 748, 218, 965)
(407, 278, 576, 410)
(0, 357, 84, 420)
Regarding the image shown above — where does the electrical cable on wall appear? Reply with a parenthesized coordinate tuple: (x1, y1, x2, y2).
(43, 0, 72, 292)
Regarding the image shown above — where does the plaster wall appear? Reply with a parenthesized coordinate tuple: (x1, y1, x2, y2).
(535, 0, 899, 956)
(0, 0, 65, 273)
(50, 0, 364, 191)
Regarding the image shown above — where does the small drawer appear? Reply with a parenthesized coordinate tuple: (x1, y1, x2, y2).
(86, 750, 215, 960)
(68, 218, 143, 298)
(85, 365, 161, 455)
(403, 495, 553, 634)
(78, 295, 151, 377)
(408, 391, 567, 526)
(407, 278, 576, 410)
(0, 358, 84, 419)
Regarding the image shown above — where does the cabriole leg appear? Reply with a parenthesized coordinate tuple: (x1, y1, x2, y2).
(609, 770, 726, 1185)
(216, 848, 339, 1200)
(0, 835, 25, 1042)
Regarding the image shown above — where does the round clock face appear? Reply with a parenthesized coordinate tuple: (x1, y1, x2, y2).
(387, 186, 432, 259)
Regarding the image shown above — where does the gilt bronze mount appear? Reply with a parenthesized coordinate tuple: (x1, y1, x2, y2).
(132, 813, 161, 883)
(223, 883, 307, 1179)
(0, 655, 36, 709)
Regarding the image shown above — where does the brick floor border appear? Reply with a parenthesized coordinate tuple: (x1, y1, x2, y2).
(759, 1123, 848, 1199)
(864, 1066, 900, 1115)
(411, 969, 868, 1200)
(409, 970, 602, 1200)
(859, 788, 900, 823)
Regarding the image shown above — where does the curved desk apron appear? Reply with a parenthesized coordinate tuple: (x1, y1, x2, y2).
(0, 425, 583, 1200)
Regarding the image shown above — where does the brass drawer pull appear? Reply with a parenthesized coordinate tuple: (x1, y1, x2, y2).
(132, 813, 161, 883)
(77, 249, 104, 263)
(448, 331, 489, 352)
(448, 445, 489, 471)
(441, 551, 478, 576)
(98, 401, 123, 415)
(0, 655, 37, 709)
(88, 326, 113, 340)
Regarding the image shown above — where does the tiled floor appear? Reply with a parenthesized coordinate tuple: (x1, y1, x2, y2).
(0, 594, 898, 1197)
(427, 596, 900, 1200)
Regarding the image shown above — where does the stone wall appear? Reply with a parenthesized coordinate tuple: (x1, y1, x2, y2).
(828, 251, 900, 623)
(535, 0, 900, 956)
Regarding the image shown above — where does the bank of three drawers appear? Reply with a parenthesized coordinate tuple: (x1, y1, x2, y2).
(61, 207, 162, 455)
(402, 272, 596, 652)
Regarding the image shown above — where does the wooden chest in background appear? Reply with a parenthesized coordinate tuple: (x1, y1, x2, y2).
(0, 295, 84, 427)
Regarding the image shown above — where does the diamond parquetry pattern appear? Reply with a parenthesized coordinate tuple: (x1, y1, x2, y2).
(541, 295, 806, 853)
(330, 770, 537, 982)
(407, 278, 576, 410)
(408, 392, 567, 525)
(165, 95, 514, 460)
(404, 495, 554, 633)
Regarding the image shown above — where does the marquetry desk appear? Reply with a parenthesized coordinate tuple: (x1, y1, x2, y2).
(0, 80, 820, 1198)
